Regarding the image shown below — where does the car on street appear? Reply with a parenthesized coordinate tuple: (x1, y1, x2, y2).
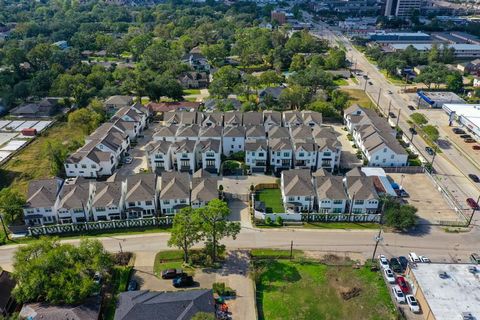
(453, 128, 466, 134)
(460, 134, 472, 139)
(172, 275, 194, 288)
(384, 268, 396, 283)
(387, 90, 393, 94)
(363, 75, 368, 79)
(124, 156, 133, 164)
(397, 189, 409, 198)
(468, 174, 480, 183)
(389, 258, 403, 273)
(473, 145, 480, 150)
(396, 276, 409, 294)
(419, 255, 431, 263)
(406, 295, 420, 313)
(388, 112, 396, 118)
(425, 147, 434, 155)
(391, 285, 406, 304)
(408, 105, 415, 111)
(379, 255, 389, 269)
(127, 279, 138, 291)
(409, 127, 417, 135)
(398, 256, 409, 270)
(368, 81, 373, 85)
(466, 198, 480, 210)
(471, 253, 480, 264)
(465, 138, 476, 143)
(161, 269, 185, 279)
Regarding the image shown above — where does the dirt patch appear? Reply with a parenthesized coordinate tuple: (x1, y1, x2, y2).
(303, 251, 365, 264)
(340, 287, 362, 300)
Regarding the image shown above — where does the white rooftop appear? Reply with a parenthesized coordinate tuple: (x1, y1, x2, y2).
(391, 43, 480, 51)
(411, 263, 480, 320)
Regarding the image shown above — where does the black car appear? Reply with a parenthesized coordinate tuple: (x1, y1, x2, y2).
(425, 147, 434, 155)
(398, 256, 409, 270)
(409, 127, 417, 135)
(408, 105, 415, 111)
(389, 258, 403, 273)
(388, 112, 396, 118)
(469, 174, 480, 183)
(127, 279, 138, 291)
(172, 275, 194, 288)
(368, 81, 373, 85)
(161, 269, 185, 279)
(453, 128, 465, 134)
(460, 134, 472, 139)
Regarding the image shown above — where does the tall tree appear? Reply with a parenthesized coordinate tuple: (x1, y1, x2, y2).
(168, 207, 203, 263)
(0, 188, 26, 225)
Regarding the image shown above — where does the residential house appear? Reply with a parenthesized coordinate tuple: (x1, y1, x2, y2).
(301, 110, 322, 127)
(199, 125, 223, 141)
(124, 174, 158, 219)
(245, 125, 266, 141)
(269, 138, 293, 172)
(148, 101, 201, 115)
(176, 124, 201, 141)
(87, 123, 130, 161)
(55, 178, 92, 224)
(203, 99, 241, 111)
(457, 58, 480, 75)
(10, 97, 61, 118)
(153, 125, 178, 142)
(314, 174, 348, 213)
(65, 141, 116, 178)
(243, 111, 264, 126)
(20, 296, 101, 320)
(164, 111, 198, 125)
(344, 168, 379, 214)
(114, 106, 147, 131)
(195, 139, 222, 173)
(145, 140, 173, 172)
(258, 86, 285, 105)
(114, 290, 215, 320)
(112, 117, 140, 141)
(191, 176, 219, 208)
(290, 124, 313, 141)
(245, 139, 268, 172)
(283, 111, 304, 127)
(0, 271, 16, 317)
(91, 181, 124, 221)
(281, 169, 315, 213)
(178, 71, 209, 89)
(200, 112, 223, 126)
(159, 171, 191, 214)
(268, 125, 290, 140)
(263, 110, 282, 131)
(222, 126, 245, 156)
(182, 49, 211, 73)
(24, 178, 64, 226)
(313, 126, 342, 171)
(223, 111, 243, 126)
(104, 95, 134, 116)
(172, 140, 196, 173)
(293, 139, 317, 170)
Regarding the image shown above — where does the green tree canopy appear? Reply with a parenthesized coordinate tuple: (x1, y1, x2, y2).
(410, 113, 428, 126)
(0, 188, 26, 225)
(384, 200, 418, 230)
(168, 207, 203, 263)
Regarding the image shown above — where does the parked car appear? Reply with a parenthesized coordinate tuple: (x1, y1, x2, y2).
(470, 253, 480, 264)
(172, 275, 194, 288)
(389, 112, 396, 118)
(368, 81, 373, 85)
(161, 269, 185, 279)
(472, 145, 480, 150)
(408, 105, 415, 111)
(127, 279, 138, 291)
(460, 134, 472, 139)
(453, 128, 466, 134)
(389, 258, 403, 273)
(384, 268, 396, 283)
(419, 255, 431, 263)
(124, 156, 133, 164)
(408, 252, 420, 263)
(391, 285, 406, 304)
(396, 276, 409, 294)
(387, 90, 393, 94)
(409, 127, 417, 135)
(406, 295, 420, 313)
(397, 189, 409, 198)
(398, 256, 409, 270)
(425, 147, 434, 155)
(466, 198, 480, 210)
(468, 174, 480, 183)
(379, 255, 389, 269)
(465, 138, 476, 143)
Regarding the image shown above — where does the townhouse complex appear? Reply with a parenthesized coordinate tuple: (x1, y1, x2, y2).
(23, 169, 219, 226)
(278, 167, 380, 214)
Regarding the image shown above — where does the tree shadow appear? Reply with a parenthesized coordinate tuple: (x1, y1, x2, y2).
(397, 218, 432, 237)
(437, 139, 451, 150)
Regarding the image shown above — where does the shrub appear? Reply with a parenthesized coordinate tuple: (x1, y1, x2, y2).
(275, 216, 283, 226)
(347, 133, 353, 141)
(265, 216, 273, 225)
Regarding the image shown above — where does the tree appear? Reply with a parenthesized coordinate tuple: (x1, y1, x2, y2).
(307, 100, 339, 118)
(428, 43, 440, 64)
(201, 42, 228, 67)
(324, 49, 347, 70)
(384, 201, 418, 230)
(289, 54, 305, 72)
(12, 238, 112, 304)
(43, 140, 69, 176)
(67, 108, 102, 135)
(423, 125, 440, 142)
(198, 199, 241, 262)
(279, 85, 310, 110)
(445, 72, 463, 93)
(410, 113, 428, 126)
(0, 188, 26, 225)
(258, 70, 283, 87)
(168, 207, 203, 264)
(209, 66, 242, 99)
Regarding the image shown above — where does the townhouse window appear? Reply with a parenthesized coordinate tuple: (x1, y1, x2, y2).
(75, 164, 78, 168)
(382, 158, 386, 163)
(283, 152, 289, 157)
(91, 165, 96, 169)
(354, 200, 364, 205)
(81, 164, 87, 169)
(110, 206, 117, 210)
(26, 209, 34, 214)
(238, 145, 241, 148)
(288, 197, 295, 201)
(73, 208, 83, 213)
(146, 200, 153, 206)
(305, 197, 311, 201)
(180, 199, 187, 204)
(66, 164, 69, 168)
(231, 145, 234, 149)
(299, 152, 304, 157)
(232, 138, 236, 141)
(182, 153, 188, 158)
(155, 154, 163, 159)
(45, 208, 52, 213)
(324, 152, 331, 156)
(252, 152, 256, 156)
(128, 202, 135, 207)
(206, 152, 214, 157)
(391, 154, 394, 159)
(163, 200, 170, 205)
(259, 152, 264, 157)
(375, 155, 379, 160)
(137, 201, 142, 205)
(333, 208, 342, 213)
(383, 148, 387, 152)
(353, 208, 362, 214)
(333, 200, 343, 204)
(96, 207, 106, 212)
(277, 152, 280, 156)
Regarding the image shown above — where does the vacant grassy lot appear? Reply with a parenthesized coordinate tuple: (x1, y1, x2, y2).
(0, 122, 85, 194)
(334, 78, 349, 86)
(255, 259, 396, 320)
(341, 88, 376, 109)
(153, 250, 195, 277)
(183, 89, 201, 95)
(257, 188, 284, 213)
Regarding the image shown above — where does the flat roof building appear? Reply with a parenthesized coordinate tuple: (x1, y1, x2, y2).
(384, 0, 422, 17)
(417, 91, 465, 108)
(369, 32, 431, 44)
(406, 263, 480, 320)
(443, 103, 480, 140)
(389, 43, 480, 58)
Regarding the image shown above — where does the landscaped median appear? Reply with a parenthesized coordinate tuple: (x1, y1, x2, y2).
(251, 249, 397, 320)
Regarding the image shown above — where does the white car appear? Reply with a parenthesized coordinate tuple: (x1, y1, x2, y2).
(384, 268, 396, 284)
(406, 294, 420, 313)
(378, 255, 389, 269)
(391, 285, 406, 304)
(419, 255, 431, 263)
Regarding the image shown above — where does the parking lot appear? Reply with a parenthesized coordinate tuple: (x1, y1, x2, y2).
(389, 173, 461, 224)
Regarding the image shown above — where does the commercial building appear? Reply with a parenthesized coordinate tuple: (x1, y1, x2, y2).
(406, 263, 480, 320)
(384, 0, 422, 17)
(389, 43, 480, 58)
(443, 104, 480, 140)
(368, 32, 431, 44)
(417, 91, 465, 108)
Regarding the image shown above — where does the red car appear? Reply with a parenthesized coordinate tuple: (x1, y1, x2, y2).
(466, 198, 480, 210)
(396, 276, 409, 294)
(473, 145, 480, 151)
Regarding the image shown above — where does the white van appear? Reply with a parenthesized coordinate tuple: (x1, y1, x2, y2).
(408, 252, 420, 263)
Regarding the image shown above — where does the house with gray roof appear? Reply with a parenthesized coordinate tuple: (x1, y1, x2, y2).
(245, 139, 268, 173)
(222, 126, 245, 156)
(243, 111, 264, 126)
(223, 111, 243, 126)
(301, 110, 322, 127)
(124, 174, 158, 219)
(283, 111, 304, 127)
(259, 86, 285, 105)
(313, 126, 342, 172)
(164, 111, 198, 126)
(104, 95, 133, 116)
(20, 296, 101, 320)
(293, 139, 317, 170)
(114, 289, 215, 320)
(65, 140, 116, 178)
(269, 138, 293, 173)
(91, 181, 124, 221)
(191, 177, 219, 208)
(203, 99, 241, 112)
(112, 117, 140, 141)
(263, 110, 282, 131)
(115, 106, 147, 131)
(24, 178, 64, 226)
(10, 98, 61, 118)
(281, 169, 315, 213)
(200, 112, 223, 126)
(344, 168, 379, 214)
(245, 125, 266, 141)
(55, 178, 92, 224)
(160, 171, 190, 214)
(176, 124, 201, 141)
(199, 125, 223, 141)
(172, 140, 196, 173)
(153, 125, 178, 143)
(268, 125, 290, 139)
(145, 140, 173, 173)
(195, 139, 221, 173)
(290, 125, 314, 141)
(315, 175, 348, 213)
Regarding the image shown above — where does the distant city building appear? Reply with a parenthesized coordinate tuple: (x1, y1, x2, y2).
(384, 0, 422, 17)
(368, 31, 431, 44)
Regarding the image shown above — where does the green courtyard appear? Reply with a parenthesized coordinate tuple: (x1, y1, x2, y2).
(256, 188, 284, 213)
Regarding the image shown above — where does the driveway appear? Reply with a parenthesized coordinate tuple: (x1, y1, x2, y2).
(228, 200, 253, 230)
(331, 124, 363, 169)
(219, 175, 278, 197)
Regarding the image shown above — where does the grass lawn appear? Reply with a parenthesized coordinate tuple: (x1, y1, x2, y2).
(153, 250, 196, 278)
(303, 222, 380, 230)
(103, 266, 133, 320)
(251, 249, 304, 260)
(380, 70, 407, 85)
(255, 260, 397, 320)
(341, 89, 375, 109)
(0, 122, 85, 194)
(257, 189, 284, 213)
(183, 89, 201, 95)
(334, 78, 349, 86)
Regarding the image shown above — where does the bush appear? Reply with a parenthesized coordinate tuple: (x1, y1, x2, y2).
(410, 113, 428, 126)
(275, 216, 283, 226)
(347, 133, 353, 141)
(213, 282, 236, 297)
(265, 216, 273, 225)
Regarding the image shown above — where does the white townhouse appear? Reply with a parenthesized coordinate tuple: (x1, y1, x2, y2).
(115, 106, 147, 131)
(245, 125, 266, 141)
(86, 124, 130, 162)
(176, 124, 201, 142)
(112, 118, 140, 141)
(200, 112, 223, 127)
(24, 178, 64, 226)
(269, 138, 293, 173)
(55, 178, 93, 224)
(145, 140, 173, 173)
(293, 140, 317, 170)
(164, 111, 198, 126)
(159, 171, 191, 214)
(124, 173, 158, 219)
(222, 126, 245, 156)
(195, 139, 222, 174)
(283, 111, 304, 127)
(243, 111, 264, 126)
(91, 181, 125, 221)
(245, 139, 268, 173)
(344, 168, 379, 214)
(191, 176, 219, 208)
(153, 125, 178, 143)
(268, 125, 290, 140)
(263, 110, 282, 131)
(65, 141, 116, 178)
(172, 140, 196, 173)
(223, 111, 243, 126)
(301, 110, 322, 127)
(281, 169, 315, 213)
(314, 172, 348, 214)
(313, 127, 342, 172)
(199, 125, 223, 141)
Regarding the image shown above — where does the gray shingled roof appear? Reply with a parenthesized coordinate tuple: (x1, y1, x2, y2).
(126, 174, 156, 203)
(57, 182, 90, 210)
(20, 296, 101, 320)
(200, 112, 223, 126)
(153, 125, 178, 140)
(283, 111, 303, 126)
(269, 138, 292, 151)
(243, 111, 263, 126)
(268, 126, 289, 139)
(173, 140, 196, 153)
(93, 181, 122, 207)
(245, 139, 267, 151)
(346, 176, 378, 200)
(114, 290, 215, 320)
(223, 111, 243, 126)
(294, 139, 316, 152)
(191, 177, 218, 203)
(196, 139, 221, 153)
(177, 124, 200, 138)
(290, 125, 314, 140)
(245, 125, 266, 139)
(145, 140, 172, 155)
(199, 125, 223, 139)
(192, 168, 212, 178)
(301, 110, 322, 126)
(223, 125, 245, 137)
(315, 176, 347, 200)
(263, 110, 282, 125)
(160, 171, 190, 199)
(105, 95, 133, 106)
(26, 178, 63, 208)
(282, 169, 315, 197)
(165, 111, 198, 125)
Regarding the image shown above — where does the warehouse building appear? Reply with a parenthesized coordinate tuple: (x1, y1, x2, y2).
(389, 43, 480, 58)
(417, 91, 465, 108)
(443, 103, 480, 140)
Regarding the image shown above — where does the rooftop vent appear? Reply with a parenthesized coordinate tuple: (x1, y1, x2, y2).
(462, 312, 474, 320)
(468, 266, 478, 274)
(438, 271, 449, 279)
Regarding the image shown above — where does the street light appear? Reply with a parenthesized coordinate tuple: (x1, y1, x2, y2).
(467, 194, 480, 227)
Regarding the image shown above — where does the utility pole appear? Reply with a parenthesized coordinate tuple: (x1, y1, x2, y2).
(376, 88, 382, 108)
(396, 108, 401, 127)
(0, 214, 9, 241)
(387, 100, 392, 120)
(371, 199, 387, 262)
(363, 78, 368, 91)
(290, 240, 293, 260)
(467, 194, 480, 227)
